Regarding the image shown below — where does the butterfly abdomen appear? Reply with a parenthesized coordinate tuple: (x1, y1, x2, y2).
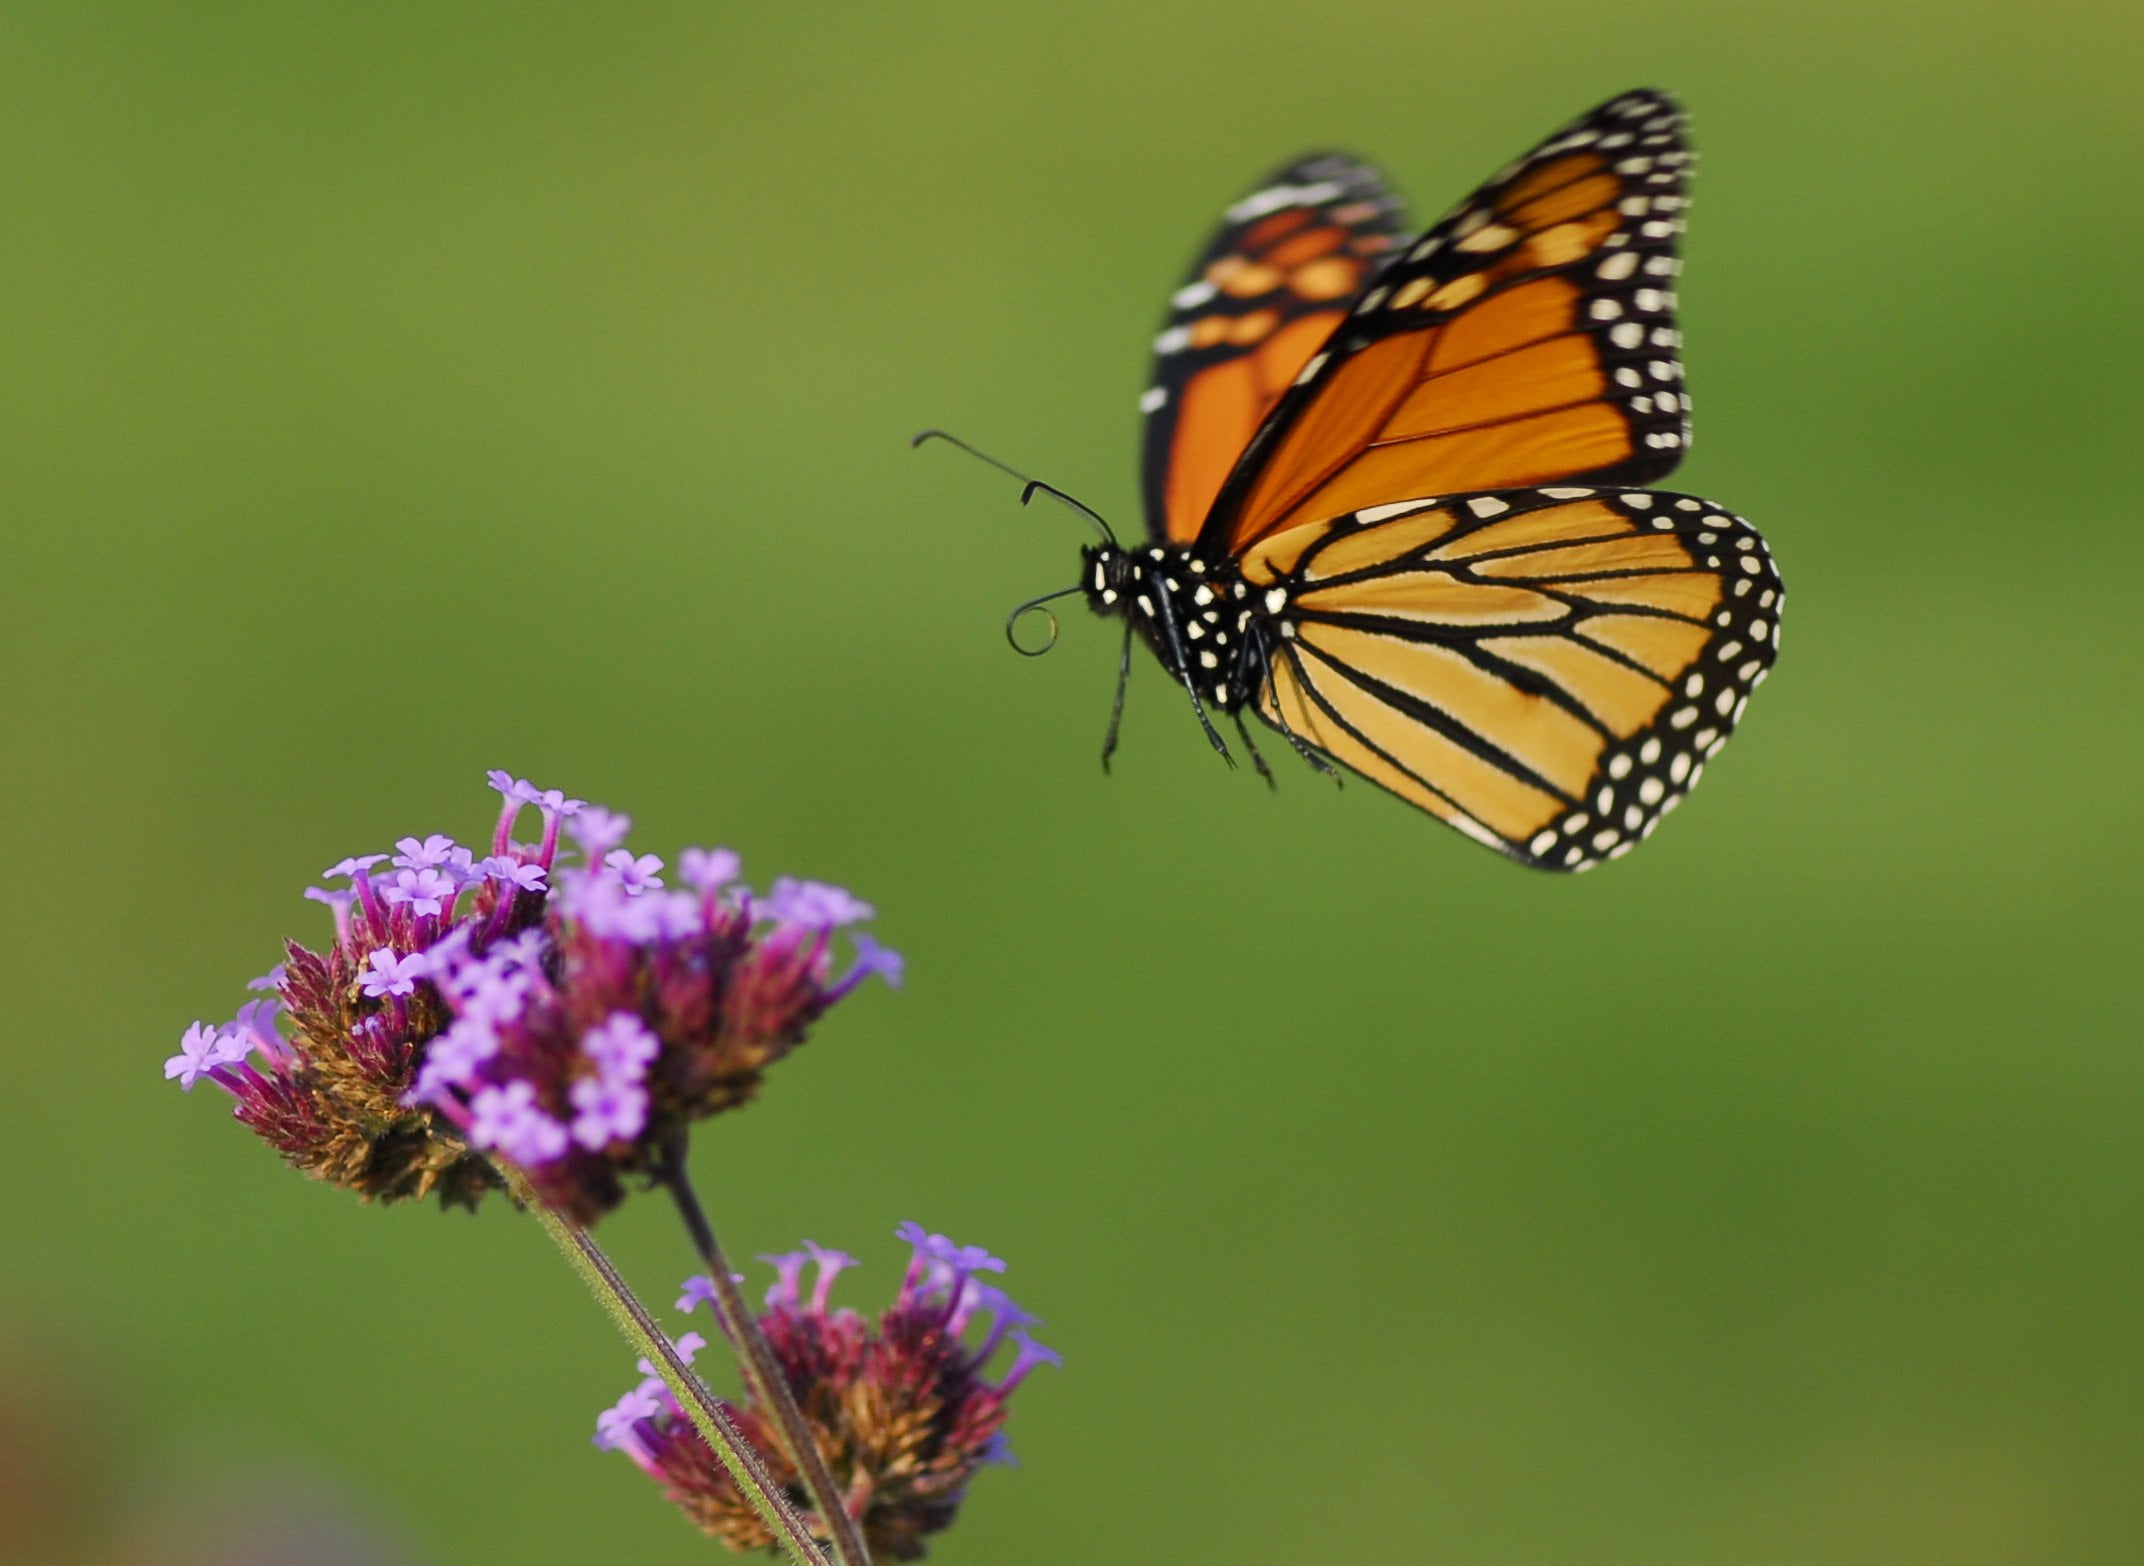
(1081, 542, 1269, 712)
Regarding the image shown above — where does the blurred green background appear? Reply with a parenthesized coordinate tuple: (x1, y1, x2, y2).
(4, 2, 2141, 1561)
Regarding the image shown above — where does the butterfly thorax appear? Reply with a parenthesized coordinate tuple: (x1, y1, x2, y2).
(1080, 542, 1268, 712)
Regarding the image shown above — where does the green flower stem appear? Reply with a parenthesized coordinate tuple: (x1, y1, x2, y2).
(503, 1163, 827, 1566)
(660, 1141, 875, 1566)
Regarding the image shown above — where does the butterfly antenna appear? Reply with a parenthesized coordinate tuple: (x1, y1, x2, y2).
(911, 428, 1120, 546)
(1100, 619, 1133, 772)
(1005, 585, 1083, 657)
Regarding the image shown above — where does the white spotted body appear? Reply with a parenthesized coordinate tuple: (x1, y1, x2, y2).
(1082, 542, 1271, 712)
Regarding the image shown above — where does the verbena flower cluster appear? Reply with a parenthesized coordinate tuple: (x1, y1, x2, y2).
(166, 772, 900, 1221)
(597, 1225, 1058, 1560)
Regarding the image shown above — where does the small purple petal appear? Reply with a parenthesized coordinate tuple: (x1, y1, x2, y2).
(164, 1022, 250, 1090)
(246, 965, 285, 993)
(481, 855, 548, 893)
(603, 849, 664, 893)
(494, 928, 551, 970)
(758, 1250, 810, 1310)
(568, 1074, 649, 1149)
(763, 878, 875, 929)
(381, 867, 457, 917)
(581, 1014, 660, 1082)
(322, 854, 387, 882)
(998, 1329, 1062, 1389)
(303, 885, 356, 945)
(223, 997, 283, 1058)
(593, 1382, 665, 1450)
(496, 774, 586, 817)
(391, 834, 460, 871)
(676, 1275, 720, 1315)
(407, 1018, 499, 1103)
(467, 1081, 540, 1147)
(802, 1240, 859, 1311)
(357, 947, 431, 999)
(531, 787, 585, 817)
(470, 1080, 569, 1164)
(845, 932, 904, 990)
(567, 807, 633, 859)
(563, 872, 666, 943)
(640, 890, 702, 940)
(897, 1224, 1006, 1277)
(513, 1112, 571, 1163)
(679, 847, 741, 894)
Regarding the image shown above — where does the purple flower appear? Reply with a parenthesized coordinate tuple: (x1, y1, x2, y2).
(382, 867, 458, 917)
(357, 947, 431, 999)
(679, 847, 741, 894)
(481, 855, 547, 893)
(763, 878, 874, 929)
(653, 890, 705, 939)
(165, 1022, 249, 1090)
(999, 1331, 1063, 1390)
(842, 932, 905, 992)
(491, 773, 585, 817)
(407, 1018, 499, 1103)
(569, 1075, 649, 1149)
(567, 807, 633, 859)
(560, 871, 656, 942)
(467, 1081, 568, 1164)
(493, 928, 549, 969)
(170, 769, 896, 1221)
(594, 1381, 666, 1451)
(897, 1221, 1006, 1279)
(246, 966, 285, 992)
(222, 998, 287, 1066)
(675, 1274, 742, 1315)
(758, 1249, 812, 1310)
(604, 849, 665, 893)
(475, 973, 535, 1027)
(322, 854, 386, 882)
(802, 1240, 858, 1311)
(392, 834, 461, 871)
(581, 1014, 660, 1082)
(600, 1232, 1054, 1556)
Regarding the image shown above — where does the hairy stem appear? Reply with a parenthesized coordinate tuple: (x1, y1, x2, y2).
(503, 1163, 826, 1566)
(661, 1140, 874, 1566)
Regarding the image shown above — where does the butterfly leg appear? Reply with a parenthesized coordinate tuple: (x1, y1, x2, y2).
(1148, 586, 1234, 766)
(1275, 721, 1340, 783)
(1232, 711, 1277, 790)
(1253, 650, 1341, 784)
(1100, 620, 1133, 773)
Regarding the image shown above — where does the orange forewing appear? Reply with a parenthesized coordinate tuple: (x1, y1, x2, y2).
(1190, 92, 1696, 557)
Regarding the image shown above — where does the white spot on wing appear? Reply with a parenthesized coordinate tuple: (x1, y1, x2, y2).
(1357, 499, 1432, 523)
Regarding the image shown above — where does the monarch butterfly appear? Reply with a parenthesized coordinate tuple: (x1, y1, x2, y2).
(927, 89, 1781, 872)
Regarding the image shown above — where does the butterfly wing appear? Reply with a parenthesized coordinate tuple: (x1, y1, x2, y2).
(1139, 153, 1408, 547)
(1200, 89, 1697, 557)
(1243, 486, 1781, 870)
